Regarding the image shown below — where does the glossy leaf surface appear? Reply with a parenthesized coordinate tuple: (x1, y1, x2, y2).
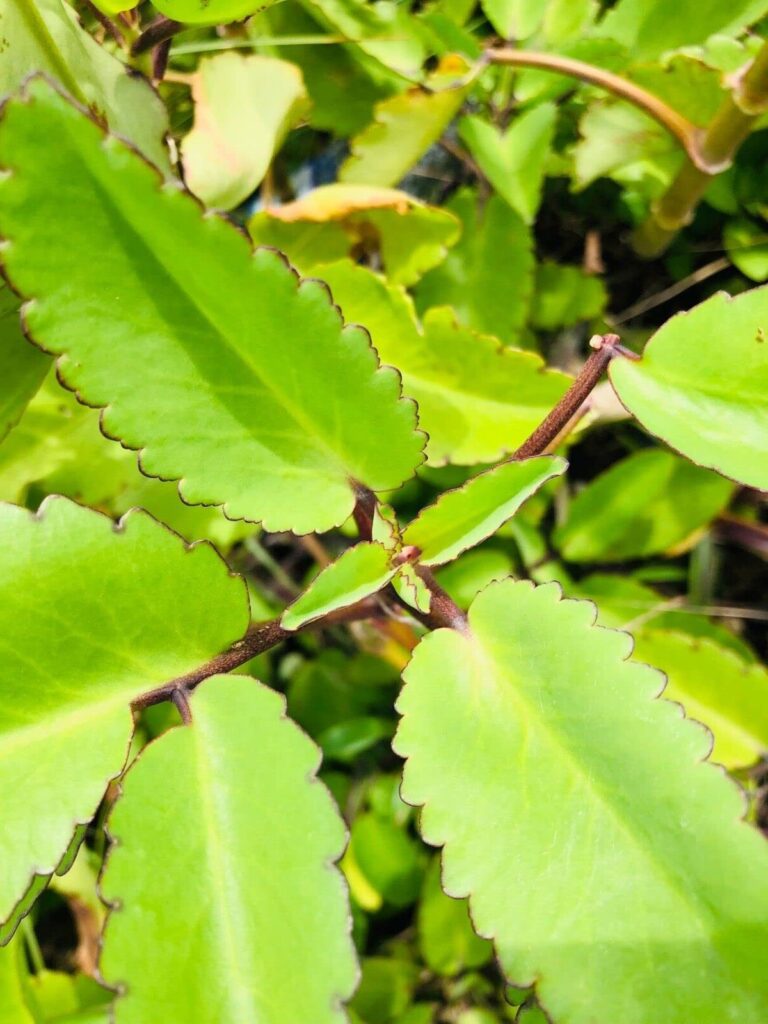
(101, 675, 357, 1023)
(0, 498, 248, 928)
(315, 260, 571, 465)
(0, 82, 423, 533)
(403, 456, 566, 566)
(554, 448, 733, 562)
(182, 54, 308, 210)
(395, 579, 768, 1023)
(610, 288, 768, 490)
(283, 542, 396, 630)
(633, 630, 768, 768)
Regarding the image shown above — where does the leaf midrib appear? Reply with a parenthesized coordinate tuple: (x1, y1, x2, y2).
(57, 127, 353, 479)
(473, 635, 719, 938)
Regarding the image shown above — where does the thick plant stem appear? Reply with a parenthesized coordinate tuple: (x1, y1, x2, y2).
(633, 40, 768, 256)
(132, 598, 382, 713)
(130, 15, 182, 57)
(486, 48, 701, 165)
(514, 334, 631, 460)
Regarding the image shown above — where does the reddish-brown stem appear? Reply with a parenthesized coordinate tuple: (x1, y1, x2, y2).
(714, 515, 768, 558)
(486, 48, 703, 168)
(132, 599, 382, 714)
(152, 37, 172, 82)
(352, 482, 377, 541)
(417, 567, 469, 632)
(83, 0, 126, 45)
(513, 334, 633, 461)
(130, 15, 182, 57)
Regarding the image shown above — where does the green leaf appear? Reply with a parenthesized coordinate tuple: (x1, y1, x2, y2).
(181, 53, 308, 210)
(282, 542, 397, 630)
(296, 0, 428, 79)
(629, 55, 725, 126)
(418, 858, 492, 976)
(435, 549, 513, 609)
(249, 184, 460, 286)
(403, 457, 566, 567)
(394, 579, 768, 1024)
(100, 675, 357, 1023)
(0, 938, 33, 1023)
(530, 262, 608, 330)
(151, 0, 280, 26)
(0, 81, 423, 533)
(347, 812, 427, 908)
(609, 287, 768, 491)
(340, 82, 467, 188)
(0, 286, 48, 443)
(247, 3, 398, 136)
(350, 958, 419, 1024)
(633, 630, 768, 768)
(415, 189, 534, 346)
(597, 0, 768, 59)
(724, 219, 768, 282)
(571, 572, 756, 661)
(313, 260, 571, 465)
(573, 102, 679, 193)
(481, 0, 548, 38)
(0, 0, 168, 170)
(0, 497, 248, 928)
(554, 448, 733, 562)
(458, 105, 556, 224)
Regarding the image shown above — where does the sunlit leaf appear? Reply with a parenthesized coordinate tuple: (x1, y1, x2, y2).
(403, 457, 566, 566)
(395, 579, 768, 1024)
(282, 542, 396, 630)
(633, 630, 768, 768)
(458, 105, 556, 223)
(610, 286, 768, 491)
(250, 184, 460, 285)
(0, 497, 249, 928)
(0, 82, 423, 533)
(152, 0, 281, 26)
(101, 676, 357, 1023)
(554, 449, 733, 562)
(340, 80, 467, 188)
(315, 260, 571, 465)
(415, 189, 534, 346)
(0, 0, 168, 170)
(182, 53, 308, 210)
(596, 0, 768, 59)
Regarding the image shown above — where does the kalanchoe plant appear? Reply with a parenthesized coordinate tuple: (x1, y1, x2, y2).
(1, 1, 768, 1022)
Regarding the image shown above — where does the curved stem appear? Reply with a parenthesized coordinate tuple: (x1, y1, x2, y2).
(486, 47, 702, 167)
(633, 39, 768, 256)
(130, 15, 182, 57)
